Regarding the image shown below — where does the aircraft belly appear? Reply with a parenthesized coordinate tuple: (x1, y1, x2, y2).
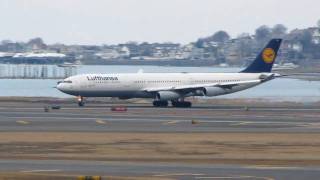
(77, 90, 153, 98)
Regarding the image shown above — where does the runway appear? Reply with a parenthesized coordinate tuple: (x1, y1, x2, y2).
(1, 159, 320, 180)
(1, 101, 320, 179)
(0, 103, 319, 133)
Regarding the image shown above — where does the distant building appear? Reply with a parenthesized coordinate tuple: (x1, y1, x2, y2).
(284, 29, 305, 52)
(13, 52, 66, 58)
(308, 27, 320, 44)
(287, 41, 303, 52)
(118, 46, 130, 58)
(95, 48, 120, 60)
(189, 46, 205, 60)
(0, 52, 14, 58)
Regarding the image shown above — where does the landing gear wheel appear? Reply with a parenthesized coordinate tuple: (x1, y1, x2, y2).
(78, 101, 85, 107)
(171, 101, 192, 108)
(77, 96, 85, 107)
(153, 101, 169, 107)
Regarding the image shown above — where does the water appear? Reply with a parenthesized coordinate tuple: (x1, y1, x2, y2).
(1, 65, 320, 102)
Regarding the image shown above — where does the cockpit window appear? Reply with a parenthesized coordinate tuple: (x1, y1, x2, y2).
(57, 80, 72, 85)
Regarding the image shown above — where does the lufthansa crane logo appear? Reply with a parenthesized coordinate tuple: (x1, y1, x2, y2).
(262, 48, 276, 64)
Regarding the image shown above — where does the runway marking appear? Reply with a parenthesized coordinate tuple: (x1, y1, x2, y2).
(153, 173, 205, 177)
(0, 111, 225, 120)
(95, 120, 107, 124)
(195, 175, 274, 180)
(230, 121, 310, 127)
(1, 106, 319, 111)
(246, 165, 300, 170)
(231, 121, 250, 126)
(0, 111, 224, 120)
(301, 122, 320, 128)
(6, 116, 316, 126)
(16, 120, 30, 125)
(1, 110, 315, 121)
(10, 116, 98, 120)
(163, 120, 180, 125)
(20, 169, 61, 173)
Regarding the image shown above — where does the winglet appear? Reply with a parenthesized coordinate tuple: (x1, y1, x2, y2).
(241, 39, 282, 73)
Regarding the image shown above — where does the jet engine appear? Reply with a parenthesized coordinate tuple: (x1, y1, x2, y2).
(156, 91, 181, 101)
(203, 87, 227, 97)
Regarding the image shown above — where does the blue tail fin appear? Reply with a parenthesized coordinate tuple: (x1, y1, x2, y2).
(241, 39, 282, 73)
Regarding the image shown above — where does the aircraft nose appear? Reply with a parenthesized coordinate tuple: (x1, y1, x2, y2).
(57, 78, 76, 92)
(56, 83, 65, 92)
(56, 81, 70, 92)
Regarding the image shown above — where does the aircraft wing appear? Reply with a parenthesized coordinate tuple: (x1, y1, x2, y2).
(144, 79, 262, 92)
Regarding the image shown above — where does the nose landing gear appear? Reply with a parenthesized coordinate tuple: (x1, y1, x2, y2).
(77, 96, 85, 107)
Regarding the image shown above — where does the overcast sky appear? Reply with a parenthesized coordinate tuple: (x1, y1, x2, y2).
(0, 0, 319, 45)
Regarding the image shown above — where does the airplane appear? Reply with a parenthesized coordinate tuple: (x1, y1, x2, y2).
(57, 39, 282, 107)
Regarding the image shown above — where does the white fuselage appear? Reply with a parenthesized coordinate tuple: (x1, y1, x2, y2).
(57, 72, 271, 99)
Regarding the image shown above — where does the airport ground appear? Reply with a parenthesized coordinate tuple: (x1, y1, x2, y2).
(0, 97, 320, 179)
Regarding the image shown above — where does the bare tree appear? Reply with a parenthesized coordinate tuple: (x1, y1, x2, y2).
(210, 31, 230, 43)
(195, 38, 205, 48)
(237, 33, 251, 39)
(272, 24, 288, 38)
(299, 30, 313, 49)
(255, 25, 272, 44)
(27, 37, 44, 45)
(27, 37, 47, 49)
(195, 31, 230, 47)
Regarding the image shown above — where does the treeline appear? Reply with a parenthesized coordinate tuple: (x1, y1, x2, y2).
(1, 20, 320, 66)
(194, 20, 320, 64)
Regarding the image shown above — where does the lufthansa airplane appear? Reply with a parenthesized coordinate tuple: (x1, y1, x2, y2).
(57, 39, 282, 107)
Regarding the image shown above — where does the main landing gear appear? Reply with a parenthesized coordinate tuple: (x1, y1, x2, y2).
(171, 100, 192, 108)
(77, 96, 85, 107)
(153, 100, 169, 107)
(152, 100, 192, 108)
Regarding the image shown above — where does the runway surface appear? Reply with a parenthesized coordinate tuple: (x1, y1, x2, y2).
(0, 104, 319, 133)
(1, 159, 320, 180)
(1, 102, 320, 179)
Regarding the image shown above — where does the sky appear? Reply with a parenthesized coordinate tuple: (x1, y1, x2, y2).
(0, 0, 319, 45)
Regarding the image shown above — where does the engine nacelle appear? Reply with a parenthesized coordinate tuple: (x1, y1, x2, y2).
(203, 87, 227, 97)
(156, 91, 181, 101)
